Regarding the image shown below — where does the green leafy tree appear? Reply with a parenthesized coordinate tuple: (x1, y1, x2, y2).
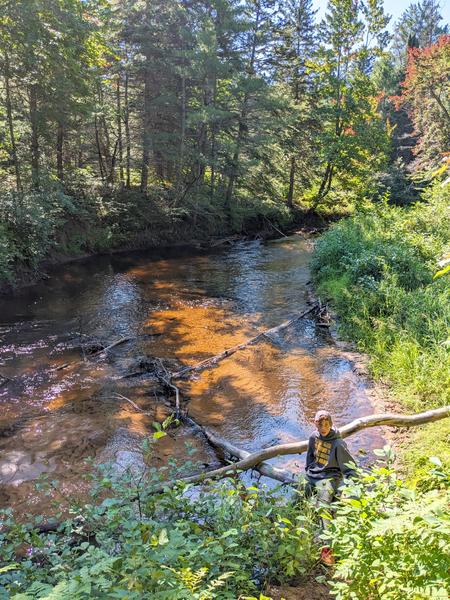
(392, 0, 448, 67)
(274, 0, 318, 207)
(311, 0, 391, 208)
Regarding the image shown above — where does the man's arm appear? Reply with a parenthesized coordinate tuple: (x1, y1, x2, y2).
(336, 441, 357, 478)
(306, 436, 315, 470)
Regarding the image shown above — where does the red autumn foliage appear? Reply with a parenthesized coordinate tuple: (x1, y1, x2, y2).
(390, 35, 450, 110)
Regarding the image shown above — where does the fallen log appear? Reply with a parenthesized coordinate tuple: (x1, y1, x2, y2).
(155, 358, 181, 418)
(111, 392, 154, 415)
(5, 407, 448, 537)
(53, 337, 131, 372)
(264, 216, 288, 238)
(201, 427, 296, 484)
(91, 336, 131, 357)
(172, 304, 318, 379)
(108, 384, 296, 484)
(154, 406, 450, 490)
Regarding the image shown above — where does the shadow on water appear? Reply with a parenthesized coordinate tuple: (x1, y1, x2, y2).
(0, 235, 385, 515)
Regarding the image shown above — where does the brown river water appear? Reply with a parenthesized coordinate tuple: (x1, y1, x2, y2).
(0, 234, 385, 516)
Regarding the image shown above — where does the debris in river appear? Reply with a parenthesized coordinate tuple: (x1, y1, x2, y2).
(152, 406, 450, 491)
(172, 303, 319, 379)
(53, 336, 132, 371)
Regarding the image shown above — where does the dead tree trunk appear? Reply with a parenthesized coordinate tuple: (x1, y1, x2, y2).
(29, 84, 40, 187)
(3, 52, 22, 193)
(116, 74, 124, 186)
(124, 69, 131, 189)
(56, 123, 64, 181)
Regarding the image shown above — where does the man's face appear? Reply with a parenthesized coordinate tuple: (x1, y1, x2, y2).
(315, 417, 332, 437)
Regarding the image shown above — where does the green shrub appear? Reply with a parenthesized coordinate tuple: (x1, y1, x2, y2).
(0, 185, 76, 273)
(0, 457, 316, 599)
(327, 457, 450, 600)
(312, 184, 450, 410)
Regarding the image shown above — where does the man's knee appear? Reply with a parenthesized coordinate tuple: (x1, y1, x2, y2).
(315, 478, 335, 504)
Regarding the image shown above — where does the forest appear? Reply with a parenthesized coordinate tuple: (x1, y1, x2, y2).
(0, 0, 447, 281)
(0, 0, 449, 598)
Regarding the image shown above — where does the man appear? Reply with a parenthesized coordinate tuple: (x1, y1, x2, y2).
(305, 409, 357, 566)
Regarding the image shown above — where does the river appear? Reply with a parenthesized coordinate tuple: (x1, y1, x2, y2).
(0, 234, 385, 515)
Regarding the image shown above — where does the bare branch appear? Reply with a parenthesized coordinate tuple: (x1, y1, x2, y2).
(172, 304, 318, 379)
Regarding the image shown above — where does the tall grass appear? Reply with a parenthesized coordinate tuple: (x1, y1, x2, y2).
(312, 183, 450, 473)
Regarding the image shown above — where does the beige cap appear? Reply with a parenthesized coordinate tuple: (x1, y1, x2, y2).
(314, 410, 332, 422)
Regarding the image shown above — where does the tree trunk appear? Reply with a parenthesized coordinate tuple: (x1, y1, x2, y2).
(116, 75, 124, 186)
(210, 72, 217, 200)
(177, 38, 186, 200)
(56, 123, 64, 181)
(124, 70, 131, 188)
(157, 407, 450, 489)
(224, 1, 261, 213)
(141, 65, 152, 193)
(94, 116, 105, 181)
(287, 156, 295, 208)
(315, 161, 334, 204)
(3, 52, 22, 193)
(29, 84, 40, 187)
(141, 4, 153, 195)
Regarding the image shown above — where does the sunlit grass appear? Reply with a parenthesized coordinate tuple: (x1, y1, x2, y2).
(312, 183, 450, 475)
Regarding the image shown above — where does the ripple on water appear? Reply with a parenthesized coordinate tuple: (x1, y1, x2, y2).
(0, 236, 386, 515)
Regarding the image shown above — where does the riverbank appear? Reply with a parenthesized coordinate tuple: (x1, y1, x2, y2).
(0, 183, 329, 294)
(1, 220, 448, 599)
(311, 182, 450, 478)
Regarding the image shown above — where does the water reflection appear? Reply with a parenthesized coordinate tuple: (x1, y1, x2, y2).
(0, 235, 385, 515)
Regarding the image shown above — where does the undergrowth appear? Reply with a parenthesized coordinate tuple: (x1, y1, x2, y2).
(327, 453, 449, 600)
(0, 444, 448, 600)
(0, 444, 317, 600)
(0, 175, 296, 287)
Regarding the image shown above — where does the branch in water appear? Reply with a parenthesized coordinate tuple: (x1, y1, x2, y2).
(172, 304, 318, 379)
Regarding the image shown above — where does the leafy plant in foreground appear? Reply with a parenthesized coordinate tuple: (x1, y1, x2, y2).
(327, 455, 450, 600)
(0, 451, 317, 599)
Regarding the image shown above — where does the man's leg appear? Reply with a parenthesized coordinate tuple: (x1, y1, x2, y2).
(314, 479, 337, 565)
(314, 478, 335, 503)
(295, 474, 315, 500)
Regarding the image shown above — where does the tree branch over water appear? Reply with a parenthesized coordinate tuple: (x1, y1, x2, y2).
(156, 406, 450, 489)
(172, 304, 318, 379)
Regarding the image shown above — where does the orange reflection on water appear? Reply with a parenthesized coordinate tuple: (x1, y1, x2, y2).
(145, 302, 259, 363)
(184, 343, 314, 432)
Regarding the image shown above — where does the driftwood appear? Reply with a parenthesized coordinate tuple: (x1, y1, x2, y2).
(264, 216, 288, 238)
(200, 427, 296, 484)
(4, 407, 448, 537)
(172, 304, 318, 379)
(111, 392, 154, 415)
(209, 235, 243, 248)
(154, 406, 450, 490)
(53, 337, 131, 371)
(110, 389, 296, 484)
(155, 358, 181, 418)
